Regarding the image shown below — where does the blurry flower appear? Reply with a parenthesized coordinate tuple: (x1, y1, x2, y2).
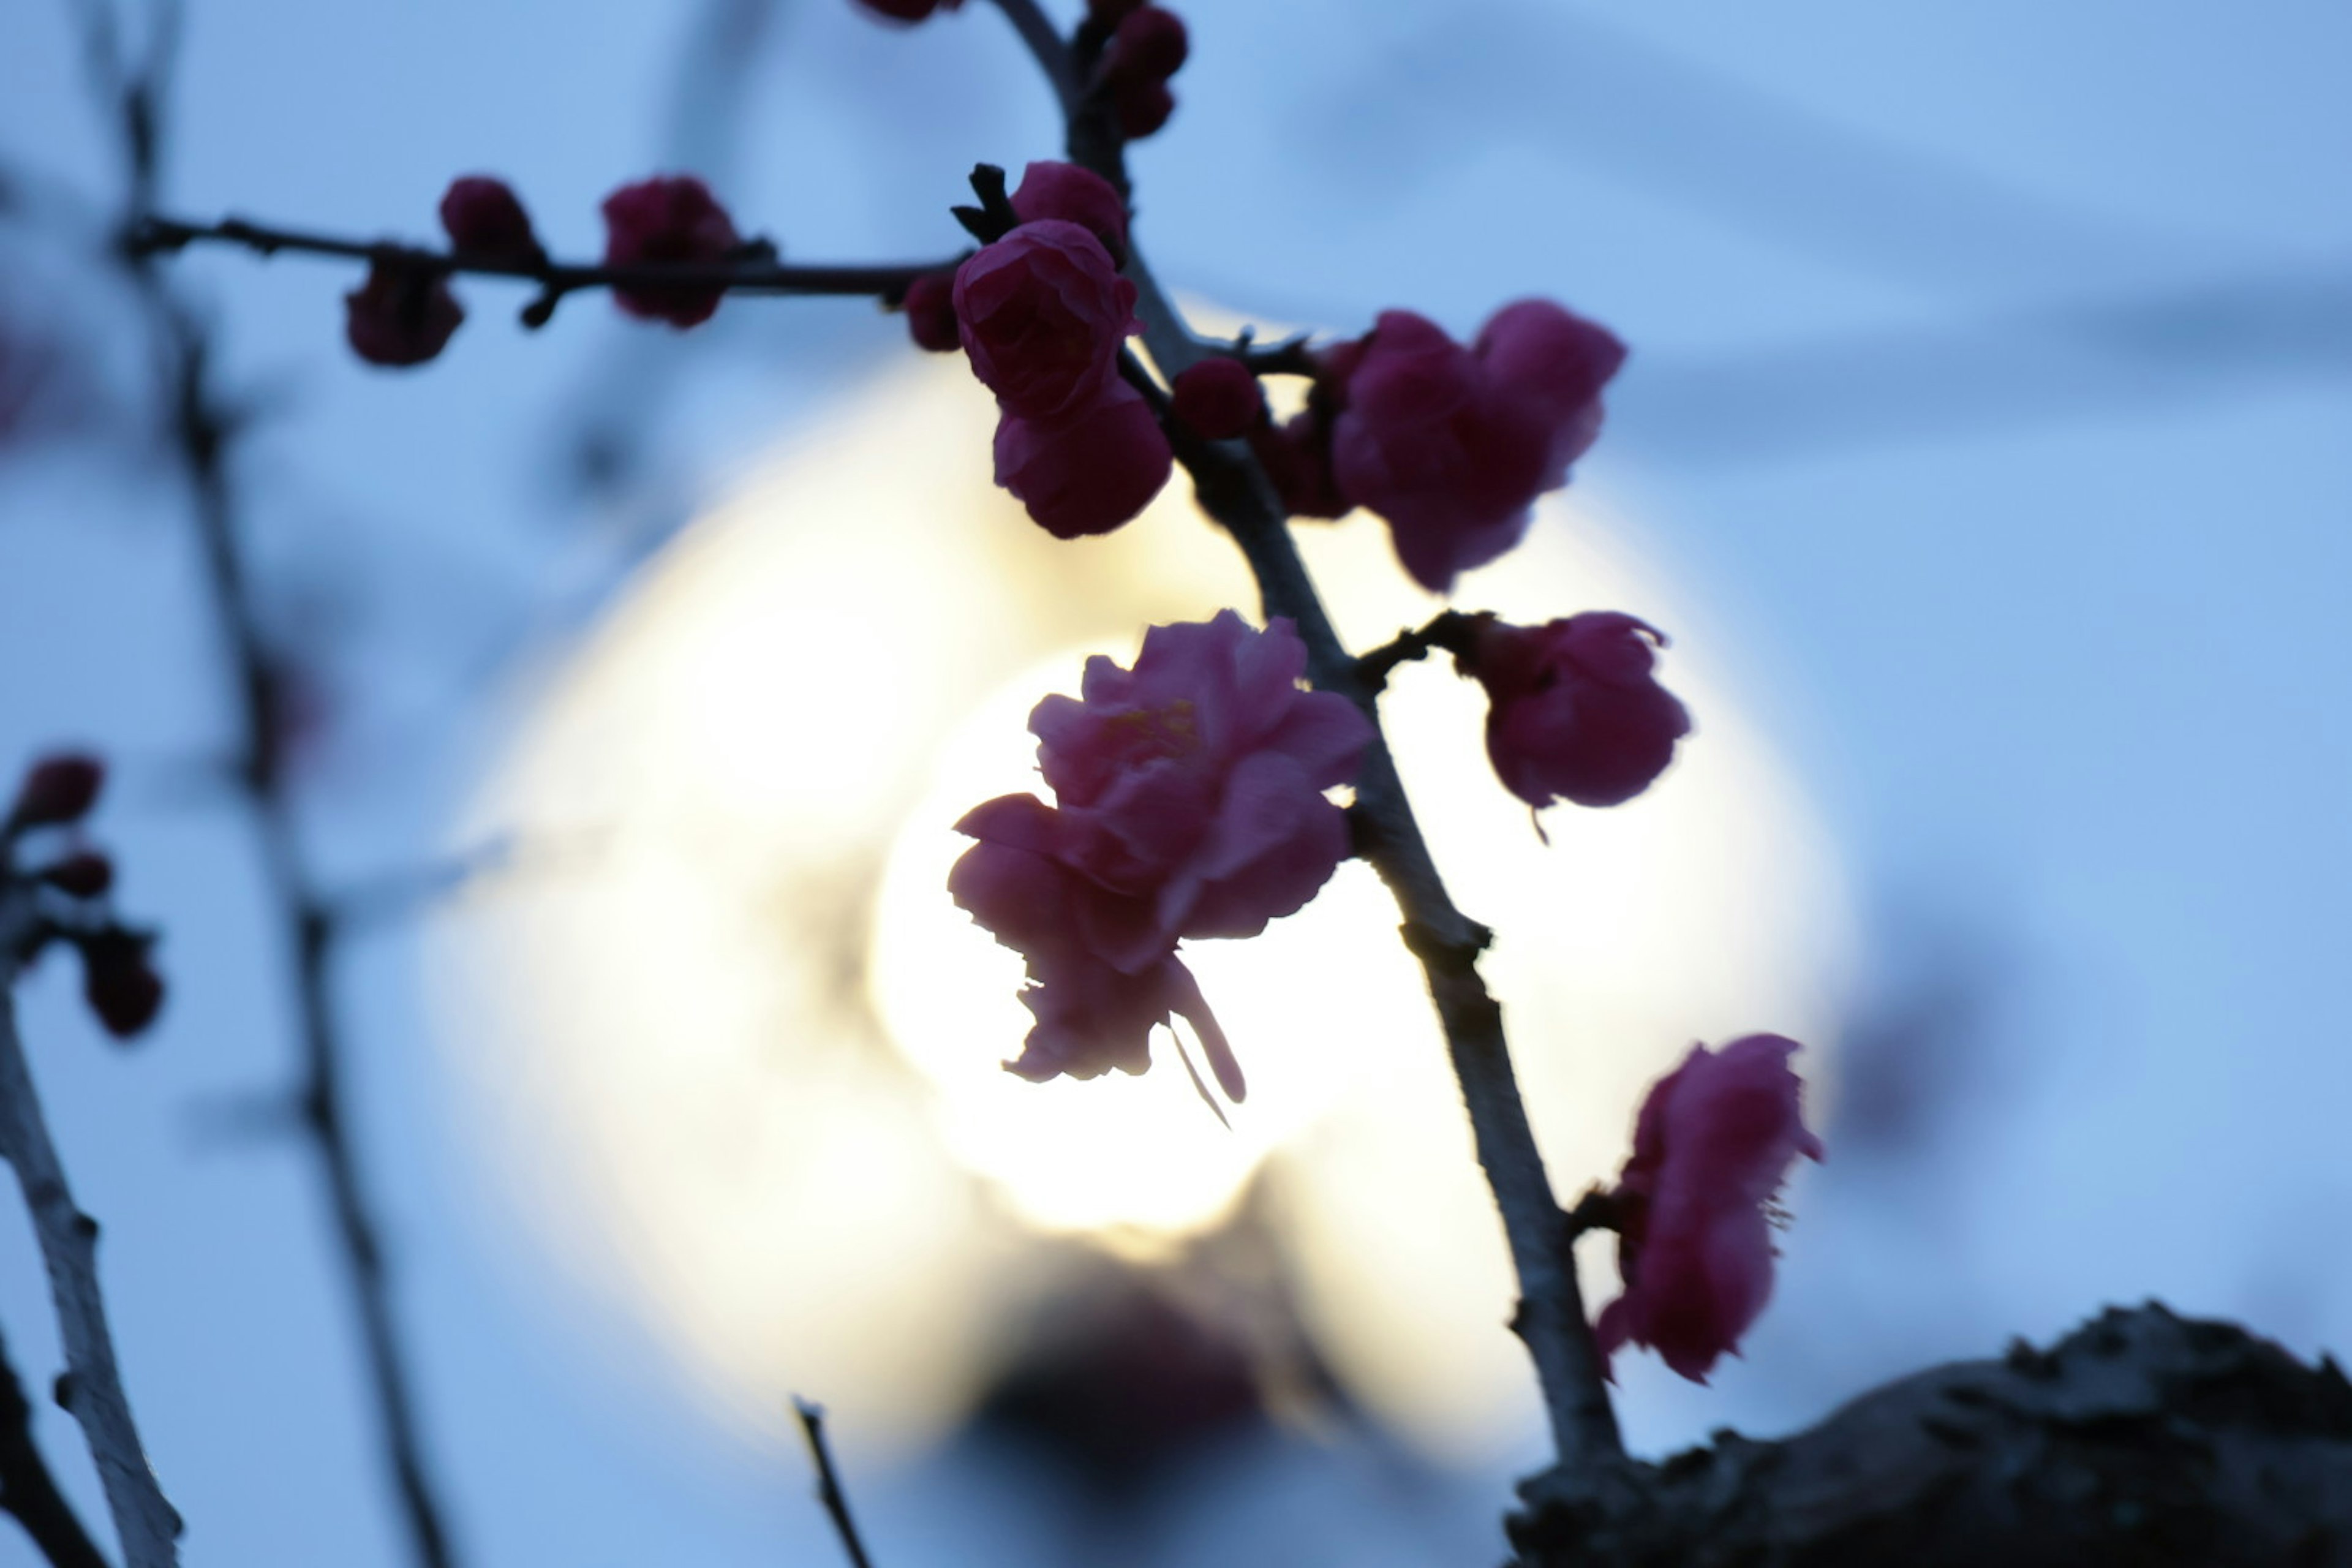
(9, 753, 104, 829)
(901, 269, 961, 353)
(952, 613, 1373, 1096)
(1010, 161, 1130, 266)
(1329, 302, 1625, 594)
(853, 0, 962, 21)
(439, 176, 545, 266)
(1467, 612, 1689, 810)
(1595, 1034, 1823, 1383)
(1102, 7, 1188, 139)
(600, 175, 742, 328)
(1250, 409, 1349, 519)
(956, 220, 1139, 423)
(344, 262, 464, 368)
(993, 383, 1173, 539)
(77, 928, 164, 1041)
(1169, 356, 1263, 440)
(37, 852, 113, 900)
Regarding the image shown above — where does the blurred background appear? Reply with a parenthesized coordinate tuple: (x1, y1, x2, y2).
(0, 0, 2346, 1562)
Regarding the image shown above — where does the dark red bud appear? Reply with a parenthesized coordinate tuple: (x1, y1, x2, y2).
(1087, 0, 1147, 23)
(1169, 357, 1264, 440)
(1114, 78, 1176, 140)
(78, 930, 163, 1040)
(902, 270, 961, 352)
(12, 754, 104, 827)
(1109, 7, 1188, 81)
(39, 852, 114, 899)
(439, 176, 545, 265)
(345, 263, 464, 368)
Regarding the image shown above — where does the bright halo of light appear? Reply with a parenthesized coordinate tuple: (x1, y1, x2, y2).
(426, 334, 1854, 1463)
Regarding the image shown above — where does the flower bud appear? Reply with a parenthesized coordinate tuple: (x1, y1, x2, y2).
(344, 263, 464, 368)
(78, 929, 164, 1041)
(1169, 357, 1263, 440)
(1009, 161, 1130, 265)
(439, 176, 545, 265)
(600, 175, 742, 329)
(900, 270, 960, 353)
(853, 0, 961, 20)
(1113, 78, 1175, 140)
(1107, 7, 1188, 81)
(39, 852, 113, 899)
(1469, 612, 1689, 810)
(993, 384, 1172, 538)
(10, 754, 104, 827)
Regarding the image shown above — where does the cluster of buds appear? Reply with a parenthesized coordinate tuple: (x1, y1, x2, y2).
(347, 173, 752, 368)
(1084, 1, 1189, 139)
(4, 754, 165, 1039)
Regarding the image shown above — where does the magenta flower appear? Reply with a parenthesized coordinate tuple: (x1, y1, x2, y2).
(993, 383, 1173, 539)
(438, 176, 544, 265)
(1009, 161, 1131, 266)
(951, 612, 1374, 1096)
(600, 175, 741, 328)
(1327, 301, 1626, 594)
(954, 220, 1140, 423)
(1169, 356, 1264, 440)
(1594, 1034, 1824, 1384)
(1469, 612, 1690, 810)
(344, 262, 464, 368)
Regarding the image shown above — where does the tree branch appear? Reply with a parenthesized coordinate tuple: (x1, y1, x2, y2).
(0, 1317, 112, 1568)
(982, 2, 1626, 1480)
(791, 1398, 875, 1568)
(0, 895, 178, 1568)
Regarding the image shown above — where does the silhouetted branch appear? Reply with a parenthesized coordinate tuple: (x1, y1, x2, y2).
(792, 1399, 875, 1568)
(0, 895, 176, 1568)
(0, 1318, 111, 1568)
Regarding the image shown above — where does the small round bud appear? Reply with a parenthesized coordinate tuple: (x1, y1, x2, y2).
(439, 176, 545, 265)
(345, 263, 464, 368)
(853, 0, 962, 20)
(601, 175, 742, 330)
(1169, 357, 1264, 440)
(39, 852, 114, 899)
(1107, 7, 1188, 81)
(11, 754, 104, 827)
(78, 930, 164, 1041)
(902, 270, 961, 353)
(1010, 162, 1130, 266)
(1113, 78, 1176, 140)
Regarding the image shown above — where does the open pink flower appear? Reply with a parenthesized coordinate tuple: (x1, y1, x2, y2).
(951, 613, 1373, 1098)
(600, 175, 741, 328)
(955, 219, 1139, 423)
(1594, 1034, 1824, 1384)
(1328, 301, 1626, 594)
(1470, 612, 1690, 810)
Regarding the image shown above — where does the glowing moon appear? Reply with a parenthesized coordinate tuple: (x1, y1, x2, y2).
(426, 345, 1853, 1463)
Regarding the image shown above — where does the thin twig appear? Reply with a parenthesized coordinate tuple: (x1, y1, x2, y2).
(987, 2, 1627, 1476)
(0, 1317, 113, 1568)
(1352, 609, 1484, 692)
(0, 895, 178, 1568)
(69, 4, 468, 1562)
(791, 1399, 875, 1568)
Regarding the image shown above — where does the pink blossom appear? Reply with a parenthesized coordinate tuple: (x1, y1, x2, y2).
(951, 613, 1373, 1096)
(1010, 162, 1130, 266)
(1169, 356, 1263, 440)
(600, 175, 741, 328)
(901, 269, 960, 353)
(993, 383, 1173, 539)
(1595, 1035, 1823, 1384)
(438, 176, 543, 265)
(1328, 302, 1626, 594)
(1469, 612, 1690, 810)
(344, 263, 464, 368)
(954, 220, 1140, 423)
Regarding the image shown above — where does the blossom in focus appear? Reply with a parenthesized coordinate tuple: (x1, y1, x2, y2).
(955, 220, 1139, 422)
(1468, 612, 1690, 810)
(954, 216, 1172, 535)
(900, 270, 961, 353)
(600, 175, 742, 328)
(951, 613, 1373, 1095)
(1327, 301, 1626, 594)
(1594, 1034, 1823, 1384)
(345, 263, 464, 368)
(993, 383, 1172, 539)
(438, 176, 544, 265)
(1169, 356, 1263, 440)
(1009, 161, 1130, 265)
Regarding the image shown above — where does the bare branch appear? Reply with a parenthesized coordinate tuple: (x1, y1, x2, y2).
(0, 1317, 111, 1568)
(0, 896, 179, 1568)
(791, 1399, 875, 1568)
